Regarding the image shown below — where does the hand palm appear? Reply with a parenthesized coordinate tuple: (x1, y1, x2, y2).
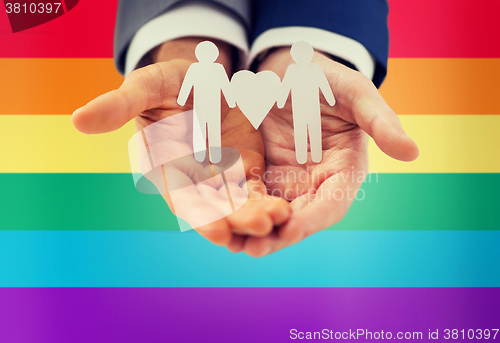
(261, 102, 368, 201)
(132, 60, 265, 171)
(239, 50, 419, 254)
(72, 59, 291, 253)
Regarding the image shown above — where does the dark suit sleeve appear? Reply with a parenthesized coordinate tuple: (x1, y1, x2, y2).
(251, 0, 389, 87)
(114, 0, 251, 74)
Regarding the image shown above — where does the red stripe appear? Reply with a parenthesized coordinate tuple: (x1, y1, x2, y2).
(0, 0, 117, 58)
(388, 0, 500, 58)
(0, 0, 498, 58)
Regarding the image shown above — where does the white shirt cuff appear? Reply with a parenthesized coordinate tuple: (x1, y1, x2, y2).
(125, 0, 249, 76)
(248, 27, 376, 80)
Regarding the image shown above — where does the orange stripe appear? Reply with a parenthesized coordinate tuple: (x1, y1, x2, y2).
(1, 58, 499, 115)
(0, 58, 123, 115)
(380, 58, 500, 114)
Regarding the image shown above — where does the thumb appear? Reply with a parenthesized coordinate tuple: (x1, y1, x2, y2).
(71, 64, 166, 134)
(340, 72, 419, 162)
(353, 91, 419, 162)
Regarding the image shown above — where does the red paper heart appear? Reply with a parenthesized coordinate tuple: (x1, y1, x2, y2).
(3, 0, 78, 33)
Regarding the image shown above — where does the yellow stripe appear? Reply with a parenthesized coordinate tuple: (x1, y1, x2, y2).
(1, 58, 499, 115)
(369, 115, 500, 173)
(0, 115, 499, 173)
(0, 115, 135, 173)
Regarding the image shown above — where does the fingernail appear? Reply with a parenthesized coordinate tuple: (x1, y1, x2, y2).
(71, 107, 83, 122)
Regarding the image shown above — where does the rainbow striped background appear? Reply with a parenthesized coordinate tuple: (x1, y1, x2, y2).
(1, 0, 499, 341)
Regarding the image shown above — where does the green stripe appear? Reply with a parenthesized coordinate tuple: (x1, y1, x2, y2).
(0, 173, 498, 231)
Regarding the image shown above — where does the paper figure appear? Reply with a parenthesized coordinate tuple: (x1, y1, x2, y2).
(278, 41, 336, 164)
(177, 41, 235, 164)
(178, 40, 335, 166)
(231, 70, 281, 129)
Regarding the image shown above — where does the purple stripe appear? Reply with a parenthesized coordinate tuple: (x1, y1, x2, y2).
(0, 288, 499, 342)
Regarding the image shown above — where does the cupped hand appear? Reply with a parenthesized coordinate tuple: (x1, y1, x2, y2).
(71, 38, 291, 253)
(240, 48, 419, 257)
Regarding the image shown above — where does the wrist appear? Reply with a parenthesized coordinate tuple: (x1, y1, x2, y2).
(256, 47, 331, 73)
(150, 37, 234, 71)
(255, 47, 292, 74)
(256, 47, 348, 82)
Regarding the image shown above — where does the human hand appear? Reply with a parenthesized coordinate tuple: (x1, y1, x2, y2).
(71, 38, 291, 252)
(240, 48, 419, 257)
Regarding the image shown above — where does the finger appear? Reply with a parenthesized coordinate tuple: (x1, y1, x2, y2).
(252, 195, 347, 259)
(242, 193, 332, 258)
(226, 205, 273, 237)
(288, 192, 313, 212)
(243, 231, 289, 258)
(348, 75, 419, 162)
(278, 171, 360, 244)
(244, 180, 292, 225)
(249, 196, 292, 226)
(279, 196, 346, 245)
(258, 197, 291, 226)
(355, 99, 419, 162)
(226, 181, 248, 199)
(221, 150, 265, 184)
(234, 179, 292, 225)
(227, 234, 246, 253)
(321, 58, 419, 162)
(195, 219, 232, 247)
(72, 63, 177, 134)
(170, 183, 232, 246)
(224, 181, 248, 210)
(198, 181, 270, 243)
(243, 171, 360, 258)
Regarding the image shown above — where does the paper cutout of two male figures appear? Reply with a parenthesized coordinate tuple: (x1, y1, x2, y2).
(177, 40, 335, 165)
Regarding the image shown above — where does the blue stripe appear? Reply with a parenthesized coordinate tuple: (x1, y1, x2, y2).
(0, 230, 499, 287)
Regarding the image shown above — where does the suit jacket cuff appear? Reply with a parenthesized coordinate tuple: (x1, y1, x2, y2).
(125, 1, 249, 75)
(248, 27, 375, 80)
